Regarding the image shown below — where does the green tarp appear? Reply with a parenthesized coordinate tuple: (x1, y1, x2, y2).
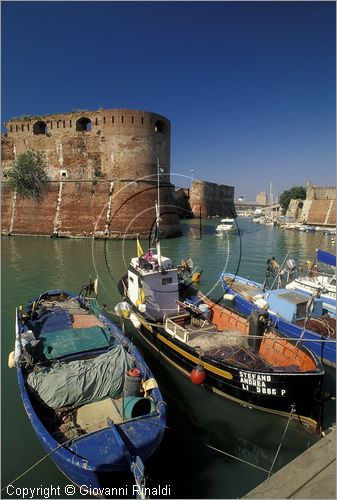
(27, 345, 134, 409)
(37, 326, 113, 360)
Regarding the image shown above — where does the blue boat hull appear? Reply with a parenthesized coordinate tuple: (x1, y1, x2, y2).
(222, 274, 336, 368)
(16, 290, 166, 490)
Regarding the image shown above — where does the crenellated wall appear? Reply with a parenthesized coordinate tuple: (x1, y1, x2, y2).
(1, 108, 181, 238)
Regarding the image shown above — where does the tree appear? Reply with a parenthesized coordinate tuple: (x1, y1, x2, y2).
(7, 151, 49, 200)
(279, 186, 306, 214)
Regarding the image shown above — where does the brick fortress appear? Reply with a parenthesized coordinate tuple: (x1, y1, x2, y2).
(1, 108, 236, 238)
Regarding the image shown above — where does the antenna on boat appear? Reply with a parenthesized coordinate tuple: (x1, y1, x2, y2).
(156, 158, 163, 266)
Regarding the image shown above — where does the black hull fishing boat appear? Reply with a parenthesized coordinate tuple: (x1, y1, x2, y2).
(116, 202, 324, 430)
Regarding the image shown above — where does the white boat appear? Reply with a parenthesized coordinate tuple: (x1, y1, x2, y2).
(215, 218, 235, 232)
(285, 249, 336, 317)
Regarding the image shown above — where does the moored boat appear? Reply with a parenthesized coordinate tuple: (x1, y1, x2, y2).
(285, 249, 336, 317)
(222, 272, 336, 369)
(117, 211, 324, 429)
(216, 218, 236, 232)
(9, 285, 166, 491)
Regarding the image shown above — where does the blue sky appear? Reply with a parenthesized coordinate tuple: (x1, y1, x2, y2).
(2, 1, 336, 200)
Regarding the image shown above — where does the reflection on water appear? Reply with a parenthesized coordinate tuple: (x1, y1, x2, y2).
(1, 218, 335, 498)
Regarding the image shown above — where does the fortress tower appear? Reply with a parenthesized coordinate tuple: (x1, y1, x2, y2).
(1, 109, 181, 238)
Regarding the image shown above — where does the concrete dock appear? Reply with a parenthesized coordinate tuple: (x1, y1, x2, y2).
(244, 427, 336, 499)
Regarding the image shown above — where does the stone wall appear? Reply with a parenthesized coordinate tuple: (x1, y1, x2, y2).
(286, 184, 336, 227)
(2, 180, 181, 238)
(1, 108, 181, 237)
(189, 181, 236, 218)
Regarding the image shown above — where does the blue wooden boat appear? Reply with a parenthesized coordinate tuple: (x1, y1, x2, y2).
(10, 287, 166, 492)
(221, 272, 336, 369)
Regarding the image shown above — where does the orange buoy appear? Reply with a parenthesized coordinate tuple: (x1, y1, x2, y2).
(128, 368, 141, 378)
(190, 364, 206, 385)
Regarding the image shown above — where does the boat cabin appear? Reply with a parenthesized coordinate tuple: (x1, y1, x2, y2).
(265, 289, 323, 322)
(128, 251, 180, 321)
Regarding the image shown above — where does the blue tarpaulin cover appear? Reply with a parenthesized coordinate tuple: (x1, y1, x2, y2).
(316, 249, 336, 267)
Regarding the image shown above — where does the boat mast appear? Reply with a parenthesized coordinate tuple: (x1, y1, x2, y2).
(156, 159, 162, 266)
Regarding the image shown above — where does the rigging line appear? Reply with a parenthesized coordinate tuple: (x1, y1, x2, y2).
(267, 403, 296, 478)
(99, 306, 335, 344)
(1, 436, 78, 491)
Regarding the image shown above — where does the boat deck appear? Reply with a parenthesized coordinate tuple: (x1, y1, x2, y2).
(224, 278, 261, 298)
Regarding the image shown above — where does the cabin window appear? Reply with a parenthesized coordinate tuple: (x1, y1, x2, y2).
(76, 117, 92, 131)
(33, 121, 48, 135)
(162, 277, 173, 285)
(155, 120, 166, 134)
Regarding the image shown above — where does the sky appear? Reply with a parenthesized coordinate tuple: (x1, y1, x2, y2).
(2, 1, 336, 201)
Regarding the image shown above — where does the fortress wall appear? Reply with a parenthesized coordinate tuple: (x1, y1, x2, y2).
(306, 184, 336, 201)
(1, 185, 15, 232)
(306, 199, 331, 225)
(58, 182, 110, 236)
(2, 109, 171, 182)
(2, 180, 181, 238)
(189, 181, 236, 218)
(7, 184, 59, 235)
(1, 109, 179, 238)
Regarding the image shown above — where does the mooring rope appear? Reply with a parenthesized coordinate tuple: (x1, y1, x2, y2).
(2, 409, 275, 492)
(267, 403, 296, 478)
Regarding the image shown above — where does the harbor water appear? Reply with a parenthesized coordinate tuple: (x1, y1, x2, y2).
(2, 217, 336, 498)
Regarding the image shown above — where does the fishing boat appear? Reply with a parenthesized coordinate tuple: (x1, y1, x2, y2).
(117, 200, 324, 428)
(9, 284, 166, 492)
(221, 272, 336, 369)
(215, 218, 236, 232)
(285, 249, 336, 317)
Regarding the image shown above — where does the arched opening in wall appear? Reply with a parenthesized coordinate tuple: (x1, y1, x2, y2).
(76, 117, 92, 132)
(295, 201, 304, 220)
(154, 120, 166, 133)
(33, 121, 48, 135)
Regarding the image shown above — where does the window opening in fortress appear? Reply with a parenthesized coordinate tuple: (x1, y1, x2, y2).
(27, 124, 30, 131)
(141, 117, 144, 124)
(121, 116, 124, 123)
(33, 121, 48, 135)
(112, 116, 114, 123)
(21, 125, 24, 132)
(63, 120, 66, 128)
(131, 116, 134, 123)
(9, 125, 12, 132)
(70, 120, 72, 127)
(103, 117, 106, 124)
(76, 117, 92, 132)
(154, 120, 166, 133)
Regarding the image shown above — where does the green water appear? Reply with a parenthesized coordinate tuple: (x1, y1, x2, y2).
(2, 218, 336, 498)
